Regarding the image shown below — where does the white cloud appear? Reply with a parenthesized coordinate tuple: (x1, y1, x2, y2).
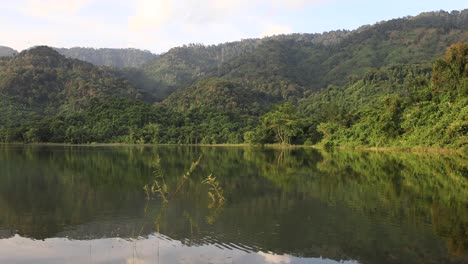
(126, 0, 257, 51)
(128, 0, 175, 31)
(21, 0, 93, 18)
(258, 252, 292, 264)
(0, 6, 127, 51)
(273, 0, 324, 9)
(261, 25, 293, 37)
(127, 0, 323, 31)
(1, 0, 328, 53)
(128, 0, 249, 31)
(0, 23, 59, 51)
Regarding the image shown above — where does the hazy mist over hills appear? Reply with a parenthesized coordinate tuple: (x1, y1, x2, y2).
(0, 46, 18, 57)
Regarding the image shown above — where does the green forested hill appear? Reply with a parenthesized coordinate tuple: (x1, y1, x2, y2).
(0, 10, 466, 150)
(0, 46, 143, 142)
(137, 9, 468, 102)
(133, 41, 263, 100)
(0, 46, 140, 109)
(318, 10, 468, 87)
(288, 43, 466, 149)
(134, 31, 352, 100)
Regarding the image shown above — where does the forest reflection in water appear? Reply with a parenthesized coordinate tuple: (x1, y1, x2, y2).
(0, 145, 466, 264)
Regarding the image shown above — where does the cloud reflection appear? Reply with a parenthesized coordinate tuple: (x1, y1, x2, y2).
(0, 234, 359, 264)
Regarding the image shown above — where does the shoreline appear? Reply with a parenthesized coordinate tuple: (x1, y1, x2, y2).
(0, 142, 463, 154)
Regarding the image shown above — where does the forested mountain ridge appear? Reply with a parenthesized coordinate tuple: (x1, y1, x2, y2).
(54, 47, 158, 68)
(136, 31, 352, 100)
(0, 46, 143, 143)
(134, 40, 264, 100)
(0, 46, 140, 109)
(134, 9, 468, 102)
(236, 42, 467, 150)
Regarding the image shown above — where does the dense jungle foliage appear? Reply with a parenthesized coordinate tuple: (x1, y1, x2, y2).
(0, 10, 466, 150)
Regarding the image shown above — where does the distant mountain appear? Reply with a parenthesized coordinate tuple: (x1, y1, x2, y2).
(137, 32, 352, 100)
(0, 46, 17, 57)
(0, 46, 140, 113)
(54, 47, 158, 68)
(0, 46, 147, 143)
(134, 40, 264, 100)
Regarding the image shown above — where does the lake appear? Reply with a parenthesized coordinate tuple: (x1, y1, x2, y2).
(0, 145, 466, 264)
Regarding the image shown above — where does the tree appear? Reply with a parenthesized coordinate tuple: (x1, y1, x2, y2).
(432, 42, 468, 96)
(261, 103, 301, 145)
(142, 123, 161, 144)
(23, 128, 40, 143)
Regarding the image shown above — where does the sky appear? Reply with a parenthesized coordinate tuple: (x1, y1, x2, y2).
(1, 0, 466, 54)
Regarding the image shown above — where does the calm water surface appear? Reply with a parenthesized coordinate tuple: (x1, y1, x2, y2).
(0, 145, 466, 264)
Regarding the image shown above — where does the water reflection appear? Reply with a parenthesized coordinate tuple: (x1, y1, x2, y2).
(0, 145, 466, 264)
(0, 234, 359, 264)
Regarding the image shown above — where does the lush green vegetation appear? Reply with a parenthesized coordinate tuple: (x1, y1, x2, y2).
(296, 43, 467, 149)
(137, 9, 468, 101)
(0, 10, 466, 150)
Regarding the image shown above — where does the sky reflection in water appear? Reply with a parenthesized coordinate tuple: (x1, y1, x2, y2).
(0, 234, 359, 264)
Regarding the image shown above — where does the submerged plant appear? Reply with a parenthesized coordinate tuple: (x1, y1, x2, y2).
(144, 155, 203, 202)
(143, 157, 168, 203)
(202, 174, 225, 225)
(142, 155, 226, 240)
(202, 174, 225, 208)
(172, 155, 202, 198)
